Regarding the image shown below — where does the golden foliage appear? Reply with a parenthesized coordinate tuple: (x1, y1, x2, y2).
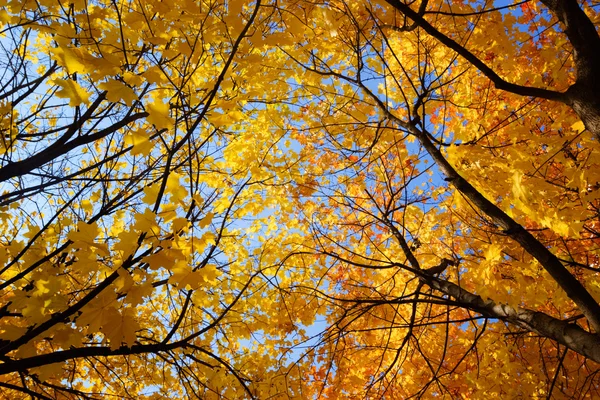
(0, 0, 598, 398)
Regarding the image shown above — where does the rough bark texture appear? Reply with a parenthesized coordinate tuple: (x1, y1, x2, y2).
(568, 84, 600, 139)
(544, 0, 600, 140)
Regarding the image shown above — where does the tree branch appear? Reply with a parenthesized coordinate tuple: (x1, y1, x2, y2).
(382, 0, 567, 102)
(421, 272, 600, 363)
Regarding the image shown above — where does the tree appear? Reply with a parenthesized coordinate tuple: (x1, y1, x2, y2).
(0, 0, 310, 397)
(275, 0, 600, 397)
(0, 0, 599, 398)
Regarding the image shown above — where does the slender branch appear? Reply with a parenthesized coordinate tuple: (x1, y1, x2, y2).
(382, 0, 567, 102)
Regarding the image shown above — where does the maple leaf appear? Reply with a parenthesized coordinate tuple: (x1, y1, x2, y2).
(102, 308, 140, 350)
(171, 217, 190, 233)
(198, 264, 219, 285)
(142, 184, 161, 205)
(146, 100, 174, 130)
(98, 78, 138, 106)
(0, 324, 27, 341)
(77, 290, 118, 333)
(50, 47, 87, 74)
(68, 221, 109, 256)
(125, 279, 154, 306)
(53, 79, 90, 106)
(571, 121, 585, 133)
(166, 172, 188, 204)
(3, 0, 600, 397)
(125, 129, 153, 156)
(52, 325, 84, 349)
(198, 212, 214, 229)
(114, 229, 141, 258)
(168, 261, 204, 290)
(143, 250, 178, 271)
(31, 363, 64, 381)
(133, 208, 160, 235)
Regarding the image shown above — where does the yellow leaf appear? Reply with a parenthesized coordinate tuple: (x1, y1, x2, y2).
(134, 208, 160, 236)
(125, 129, 153, 156)
(484, 243, 503, 263)
(54, 79, 90, 106)
(512, 171, 529, 200)
(198, 212, 214, 228)
(143, 250, 177, 271)
(77, 291, 118, 333)
(114, 229, 140, 258)
(81, 199, 93, 213)
(126, 280, 154, 306)
(52, 325, 83, 349)
(571, 120, 585, 133)
(169, 261, 203, 290)
(98, 78, 137, 106)
(142, 184, 161, 205)
(50, 47, 87, 74)
(114, 268, 134, 293)
(146, 100, 174, 130)
(142, 67, 164, 84)
(147, 36, 169, 46)
(21, 297, 47, 322)
(67, 221, 109, 256)
(102, 308, 140, 350)
(198, 264, 219, 285)
(159, 205, 178, 221)
(33, 278, 61, 297)
(122, 71, 144, 86)
(167, 172, 188, 204)
(171, 217, 190, 233)
(31, 363, 63, 381)
(552, 219, 570, 237)
(0, 323, 27, 340)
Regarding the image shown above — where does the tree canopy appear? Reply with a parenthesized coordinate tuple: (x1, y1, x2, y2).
(0, 0, 599, 398)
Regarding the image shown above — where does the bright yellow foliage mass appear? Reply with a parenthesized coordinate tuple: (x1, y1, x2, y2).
(0, 0, 599, 398)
